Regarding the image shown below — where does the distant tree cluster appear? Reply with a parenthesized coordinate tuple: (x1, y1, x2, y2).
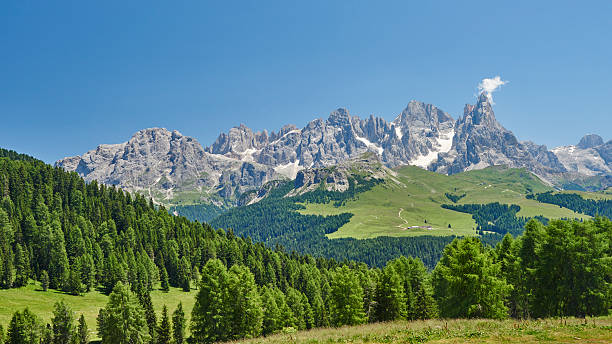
(531, 191, 612, 219)
(444, 192, 466, 203)
(442, 202, 549, 235)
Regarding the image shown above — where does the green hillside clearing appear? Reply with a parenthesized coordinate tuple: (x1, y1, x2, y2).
(299, 166, 598, 239)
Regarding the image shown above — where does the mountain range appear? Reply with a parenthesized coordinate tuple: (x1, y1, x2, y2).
(56, 92, 611, 206)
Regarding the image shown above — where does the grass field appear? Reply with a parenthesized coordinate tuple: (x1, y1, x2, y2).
(299, 166, 599, 239)
(226, 317, 612, 344)
(0, 280, 197, 340)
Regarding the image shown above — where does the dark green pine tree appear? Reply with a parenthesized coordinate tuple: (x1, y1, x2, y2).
(190, 259, 230, 343)
(64, 264, 83, 296)
(13, 243, 30, 287)
(0, 208, 15, 289)
(160, 265, 170, 292)
(172, 302, 185, 344)
(178, 256, 191, 292)
(374, 265, 406, 321)
(48, 219, 69, 290)
(51, 301, 75, 344)
(97, 282, 150, 344)
(76, 314, 89, 344)
(156, 305, 172, 344)
(40, 270, 49, 291)
(136, 283, 157, 343)
(7, 308, 43, 344)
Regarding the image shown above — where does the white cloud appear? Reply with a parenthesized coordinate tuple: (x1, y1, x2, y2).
(478, 76, 508, 103)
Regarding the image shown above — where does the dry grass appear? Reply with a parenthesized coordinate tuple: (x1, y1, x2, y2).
(226, 317, 612, 344)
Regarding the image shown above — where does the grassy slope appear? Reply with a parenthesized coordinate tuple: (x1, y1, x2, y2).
(226, 317, 612, 344)
(0, 280, 197, 340)
(300, 166, 601, 239)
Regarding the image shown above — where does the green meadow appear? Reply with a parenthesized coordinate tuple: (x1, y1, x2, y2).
(299, 166, 599, 239)
(0, 280, 197, 341)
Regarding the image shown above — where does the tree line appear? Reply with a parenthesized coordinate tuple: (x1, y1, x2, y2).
(530, 191, 612, 219)
(442, 202, 549, 235)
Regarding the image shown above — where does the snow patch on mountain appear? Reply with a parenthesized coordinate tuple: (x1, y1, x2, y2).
(394, 125, 403, 140)
(409, 129, 454, 168)
(274, 160, 302, 179)
(355, 135, 384, 155)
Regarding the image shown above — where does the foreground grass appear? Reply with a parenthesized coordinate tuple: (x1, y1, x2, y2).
(0, 280, 197, 340)
(227, 317, 612, 344)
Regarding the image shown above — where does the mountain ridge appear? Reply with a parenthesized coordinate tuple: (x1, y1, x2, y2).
(56, 92, 611, 205)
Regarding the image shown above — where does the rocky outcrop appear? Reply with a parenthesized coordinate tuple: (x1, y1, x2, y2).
(552, 136, 611, 177)
(577, 134, 604, 150)
(430, 93, 566, 177)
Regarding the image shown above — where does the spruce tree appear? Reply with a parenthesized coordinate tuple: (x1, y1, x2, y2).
(172, 302, 185, 344)
(51, 301, 74, 344)
(160, 265, 170, 292)
(191, 259, 230, 343)
(7, 308, 43, 344)
(0, 209, 15, 289)
(136, 283, 157, 343)
(48, 219, 69, 290)
(157, 306, 172, 344)
(97, 282, 150, 344)
(13, 243, 29, 287)
(225, 265, 263, 339)
(76, 314, 88, 344)
(40, 270, 49, 291)
(65, 265, 82, 296)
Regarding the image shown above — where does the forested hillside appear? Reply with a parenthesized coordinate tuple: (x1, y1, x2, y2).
(0, 149, 610, 344)
(210, 180, 454, 268)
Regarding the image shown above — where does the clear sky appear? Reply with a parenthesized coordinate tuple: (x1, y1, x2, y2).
(1, 1, 610, 163)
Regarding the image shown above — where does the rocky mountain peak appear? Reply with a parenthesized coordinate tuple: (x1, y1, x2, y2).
(577, 134, 604, 149)
(327, 108, 352, 126)
(394, 100, 455, 133)
(207, 124, 269, 155)
(466, 92, 498, 127)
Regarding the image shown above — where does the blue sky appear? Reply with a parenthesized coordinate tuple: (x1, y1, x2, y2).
(1, 1, 610, 163)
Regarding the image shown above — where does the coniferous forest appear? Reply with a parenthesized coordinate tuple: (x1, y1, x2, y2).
(0, 149, 610, 344)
